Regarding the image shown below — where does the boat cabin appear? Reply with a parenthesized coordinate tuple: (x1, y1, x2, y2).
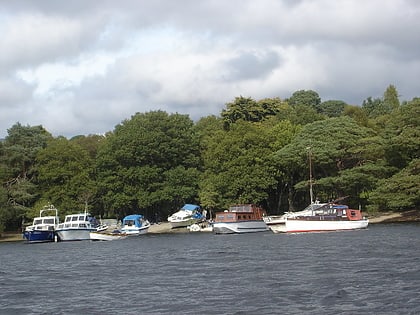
(57, 213, 95, 229)
(122, 214, 147, 228)
(215, 204, 266, 223)
(298, 204, 365, 221)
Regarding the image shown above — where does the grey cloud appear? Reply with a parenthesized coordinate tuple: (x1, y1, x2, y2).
(223, 50, 281, 81)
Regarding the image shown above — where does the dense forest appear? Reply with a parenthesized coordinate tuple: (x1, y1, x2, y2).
(0, 85, 419, 232)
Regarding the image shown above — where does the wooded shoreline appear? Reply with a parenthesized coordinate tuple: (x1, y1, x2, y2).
(1, 211, 418, 243)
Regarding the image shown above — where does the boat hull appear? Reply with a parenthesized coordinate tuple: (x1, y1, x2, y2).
(120, 225, 150, 235)
(285, 218, 369, 233)
(56, 228, 95, 241)
(23, 230, 55, 243)
(169, 218, 202, 229)
(213, 221, 268, 234)
(90, 232, 127, 241)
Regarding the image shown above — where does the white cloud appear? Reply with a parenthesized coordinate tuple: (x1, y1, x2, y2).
(1, 0, 420, 138)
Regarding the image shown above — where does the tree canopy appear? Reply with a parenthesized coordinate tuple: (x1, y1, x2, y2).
(0, 85, 418, 231)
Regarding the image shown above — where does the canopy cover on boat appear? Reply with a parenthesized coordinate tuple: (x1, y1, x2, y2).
(181, 204, 201, 211)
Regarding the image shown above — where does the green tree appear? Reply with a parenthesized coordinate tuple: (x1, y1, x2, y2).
(318, 100, 347, 117)
(221, 96, 282, 129)
(288, 90, 321, 108)
(96, 111, 201, 221)
(199, 120, 278, 210)
(36, 137, 97, 217)
(383, 84, 400, 112)
(0, 123, 52, 230)
(275, 117, 377, 210)
(368, 159, 420, 211)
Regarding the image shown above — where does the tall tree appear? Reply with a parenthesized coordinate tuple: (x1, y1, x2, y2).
(383, 84, 400, 112)
(221, 96, 282, 129)
(96, 111, 201, 221)
(199, 120, 278, 211)
(0, 123, 52, 230)
(36, 137, 97, 217)
(275, 117, 377, 210)
(288, 90, 321, 109)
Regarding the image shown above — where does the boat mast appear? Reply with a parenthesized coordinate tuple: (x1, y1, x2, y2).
(307, 146, 314, 204)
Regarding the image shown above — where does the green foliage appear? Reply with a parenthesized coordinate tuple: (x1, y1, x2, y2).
(318, 100, 347, 117)
(0, 123, 52, 230)
(276, 117, 377, 209)
(0, 84, 418, 231)
(199, 120, 278, 210)
(221, 96, 282, 129)
(288, 90, 321, 108)
(368, 159, 420, 211)
(96, 111, 201, 220)
(36, 137, 96, 216)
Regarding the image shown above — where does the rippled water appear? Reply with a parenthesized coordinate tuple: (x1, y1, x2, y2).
(1, 223, 419, 315)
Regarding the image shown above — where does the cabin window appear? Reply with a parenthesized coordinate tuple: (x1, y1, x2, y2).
(65, 217, 71, 222)
(34, 219, 42, 225)
(72, 216, 78, 221)
(79, 223, 86, 228)
(351, 211, 356, 216)
(79, 216, 85, 221)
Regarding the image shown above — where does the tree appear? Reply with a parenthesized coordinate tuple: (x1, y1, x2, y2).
(0, 123, 52, 230)
(96, 111, 201, 221)
(368, 159, 420, 211)
(36, 137, 97, 217)
(318, 100, 347, 117)
(383, 84, 400, 112)
(288, 90, 321, 109)
(199, 120, 278, 210)
(221, 96, 282, 129)
(275, 117, 377, 210)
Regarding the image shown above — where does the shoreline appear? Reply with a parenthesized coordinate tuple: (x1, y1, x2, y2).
(2, 211, 418, 242)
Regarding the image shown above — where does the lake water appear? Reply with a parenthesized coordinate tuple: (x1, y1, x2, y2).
(1, 223, 419, 315)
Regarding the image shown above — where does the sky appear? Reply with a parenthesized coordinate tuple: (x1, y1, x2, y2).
(1, 0, 419, 138)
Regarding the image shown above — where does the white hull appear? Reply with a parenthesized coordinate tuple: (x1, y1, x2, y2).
(90, 232, 127, 241)
(187, 223, 213, 232)
(56, 228, 94, 241)
(169, 218, 202, 228)
(213, 221, 268, 234)
(267, 223, 286, 233)
(285, 218, 369, 233)
(120, 224, 150, 235)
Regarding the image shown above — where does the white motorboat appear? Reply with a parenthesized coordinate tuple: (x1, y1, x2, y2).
(266, 147, 369, 233)
(168, 204, 205, 228)
(120, 214, 150, 235)
(23, 204, 60, 243)
(212, 204, 268, 234)
(282, 202, 369, 233)
(55, 212, 97, 241)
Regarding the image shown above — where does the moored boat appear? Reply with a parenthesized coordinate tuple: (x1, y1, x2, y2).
(89, 231, 127, 241)
(55, 212, 97, 241)
(168, 204, 205, 228)
(212, 204, 268, 234)
(23, 204, 60, 243)
(266, 146, 369, 233)
(282, 202, 369, 233)
(120, 214, 150, 235)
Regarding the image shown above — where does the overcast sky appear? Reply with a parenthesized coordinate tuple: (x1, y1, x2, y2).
(1, 0, 419, 138)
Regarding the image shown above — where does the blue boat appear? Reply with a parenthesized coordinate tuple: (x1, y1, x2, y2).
(120, 214, 151, 235)
(23, 204, 59, 243)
